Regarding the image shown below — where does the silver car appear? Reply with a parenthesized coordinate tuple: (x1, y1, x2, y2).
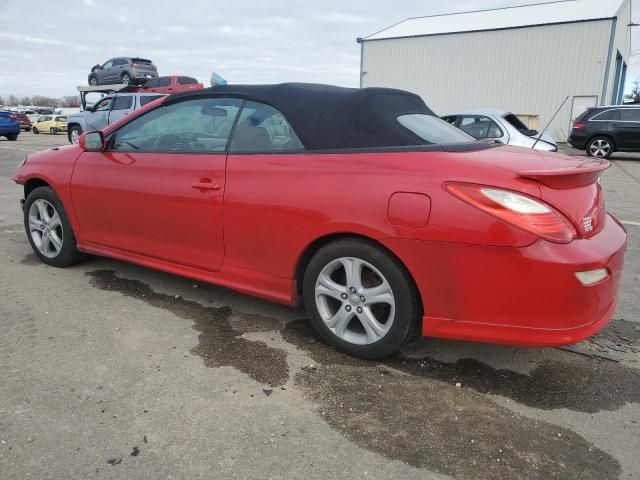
(88, 57, 158, 86)
(442, 109, 557, 151)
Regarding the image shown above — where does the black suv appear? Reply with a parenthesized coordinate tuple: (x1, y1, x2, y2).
(568, 105, 640, 158)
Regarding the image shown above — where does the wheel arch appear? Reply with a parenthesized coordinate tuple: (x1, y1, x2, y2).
(293, 232, 423, 315)
(24, 177, 52, 199)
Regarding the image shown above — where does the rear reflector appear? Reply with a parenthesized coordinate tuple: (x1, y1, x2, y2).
(575, 269, 609, 286)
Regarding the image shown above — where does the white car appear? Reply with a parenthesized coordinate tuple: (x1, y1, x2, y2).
(442, 109, 557, 151)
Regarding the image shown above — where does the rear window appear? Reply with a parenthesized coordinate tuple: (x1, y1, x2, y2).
(503, 113, 529, 131)
(398, 114, 475, 144)
(56, 116, 67, 122)
(592, 109, 620, 121)
(178, 76, 198, 85)
(140, 95, 164, 106)
(112, 96, 133, 110)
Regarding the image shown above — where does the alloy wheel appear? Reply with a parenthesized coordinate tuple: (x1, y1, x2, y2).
(589, 139, 611, 158)
(70, 129, 80, 144)
(122, 74, 130, 85)
(314, 257, 395, 345)
(28, 199, 63, 258)
(89, 77, 97, 86)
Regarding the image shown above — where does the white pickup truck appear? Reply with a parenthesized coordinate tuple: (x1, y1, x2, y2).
(67, 85, 165, 144)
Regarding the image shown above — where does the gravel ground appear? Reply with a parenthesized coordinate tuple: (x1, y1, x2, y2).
(0, 133, 639, 480)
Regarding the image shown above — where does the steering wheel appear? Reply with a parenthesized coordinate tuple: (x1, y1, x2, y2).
(153, 133, 185, 151)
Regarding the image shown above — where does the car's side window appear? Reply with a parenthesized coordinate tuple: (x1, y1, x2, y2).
(112, 96, 133, 110)
(441, 116, 458, 125)
(38, 116, 50, 123)
(229, 101, 304, 152)
(109, 97, 242, 153)
(459, 116, 503, 139)
(102, 60, 113, 69)
(593, 110, 620, 121)
(178, 76, 198, 85)
(158, 77, 171, 87)
(145, 78, 160, 88)
(93, 98, 112, 112)
(113, 58, 127, 66)
(140, 95, 164, 106)
(620, 109, 640, 122)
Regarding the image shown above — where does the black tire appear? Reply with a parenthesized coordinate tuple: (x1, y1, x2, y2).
(89, 75, 98, 86)
(32, 127, 39, 134)
(24, 186, 84, 268)
(303, 238, 420, 359)
(6, 133, 18, 141)
(586, 136, 614, 159)
(50, 127, 57, 135)
(68, 125, 82, 144)
(121, 72, 131, 85)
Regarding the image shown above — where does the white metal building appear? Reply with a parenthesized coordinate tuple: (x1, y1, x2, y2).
(359, 0, 633, 141)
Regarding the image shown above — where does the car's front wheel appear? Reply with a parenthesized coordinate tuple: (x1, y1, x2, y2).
(50, 127, 58, 135)
(121, 73, 131, 85)
(88, 75, 98, 86)
(24, 186, 83, 267)
(32, 127, 39, 134)
(6, 133, 18, 141)
(303, 238, 420, 359)
(69, 125, 82, 144)
(587, 136, 614, 159)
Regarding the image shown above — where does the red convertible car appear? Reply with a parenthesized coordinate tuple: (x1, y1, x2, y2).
(13, 83, 626, 359)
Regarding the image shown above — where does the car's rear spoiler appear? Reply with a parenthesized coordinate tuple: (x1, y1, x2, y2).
(517, 159, 610, 189)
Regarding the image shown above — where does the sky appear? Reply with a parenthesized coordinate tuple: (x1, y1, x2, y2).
(0, 0, 638, 98)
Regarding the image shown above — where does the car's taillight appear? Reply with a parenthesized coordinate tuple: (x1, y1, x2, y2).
(572, 122, 586, 130)
(445, 183, 577, 243)
(9, 113, 17, 120)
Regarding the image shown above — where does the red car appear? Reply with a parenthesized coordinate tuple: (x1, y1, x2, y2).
(136, 75, 204, 94)
(12, 83, 626, 359)
(16, 112, 32, 131)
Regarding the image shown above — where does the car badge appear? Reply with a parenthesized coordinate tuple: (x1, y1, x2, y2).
(582, 216, 593, 233)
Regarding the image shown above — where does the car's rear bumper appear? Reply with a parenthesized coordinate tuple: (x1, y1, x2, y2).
(567, 133, 587, 150)
(383, 213, 627, 347)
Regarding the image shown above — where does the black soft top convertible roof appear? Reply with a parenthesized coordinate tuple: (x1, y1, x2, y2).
(167, 83, 437, 150)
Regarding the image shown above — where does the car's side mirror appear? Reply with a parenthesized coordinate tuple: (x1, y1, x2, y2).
(80, 132, 105, 151)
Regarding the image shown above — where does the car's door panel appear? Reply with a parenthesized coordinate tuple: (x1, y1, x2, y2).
(70, 96, 242, 272)
(614, 109, 640, 149)
(71, 151, 227, 271)
(86, 97, 112, 131)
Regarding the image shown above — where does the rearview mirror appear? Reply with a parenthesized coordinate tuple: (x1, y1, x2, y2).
(201, 105, 228, 117)
(80, 131, 105, 151)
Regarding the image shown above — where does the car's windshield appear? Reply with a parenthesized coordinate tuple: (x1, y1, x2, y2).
(397, 114, 475, 144)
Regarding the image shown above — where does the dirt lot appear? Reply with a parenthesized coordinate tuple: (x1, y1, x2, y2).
(1, 133, 639, 480)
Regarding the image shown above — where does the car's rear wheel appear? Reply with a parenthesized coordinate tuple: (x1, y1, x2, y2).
(6, 133, 18, 141)
(24, 186, 83, 267)
(121, 73, 131, 85)
(89, 75, 98, 86)
(32, 127, 39, 134)
(303, 238, 420, 359)
(587, 136, 614, 159)
(69, 125, 82, 144)
(50, 127, 57, 135)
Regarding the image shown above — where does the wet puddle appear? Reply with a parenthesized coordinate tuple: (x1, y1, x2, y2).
(283, 320, 625, 480)
(85, 271, 632, 480)
(86, 270, 289, 387)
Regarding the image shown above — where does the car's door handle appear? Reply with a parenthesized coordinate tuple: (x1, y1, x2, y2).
(192, 180, 221, 191)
